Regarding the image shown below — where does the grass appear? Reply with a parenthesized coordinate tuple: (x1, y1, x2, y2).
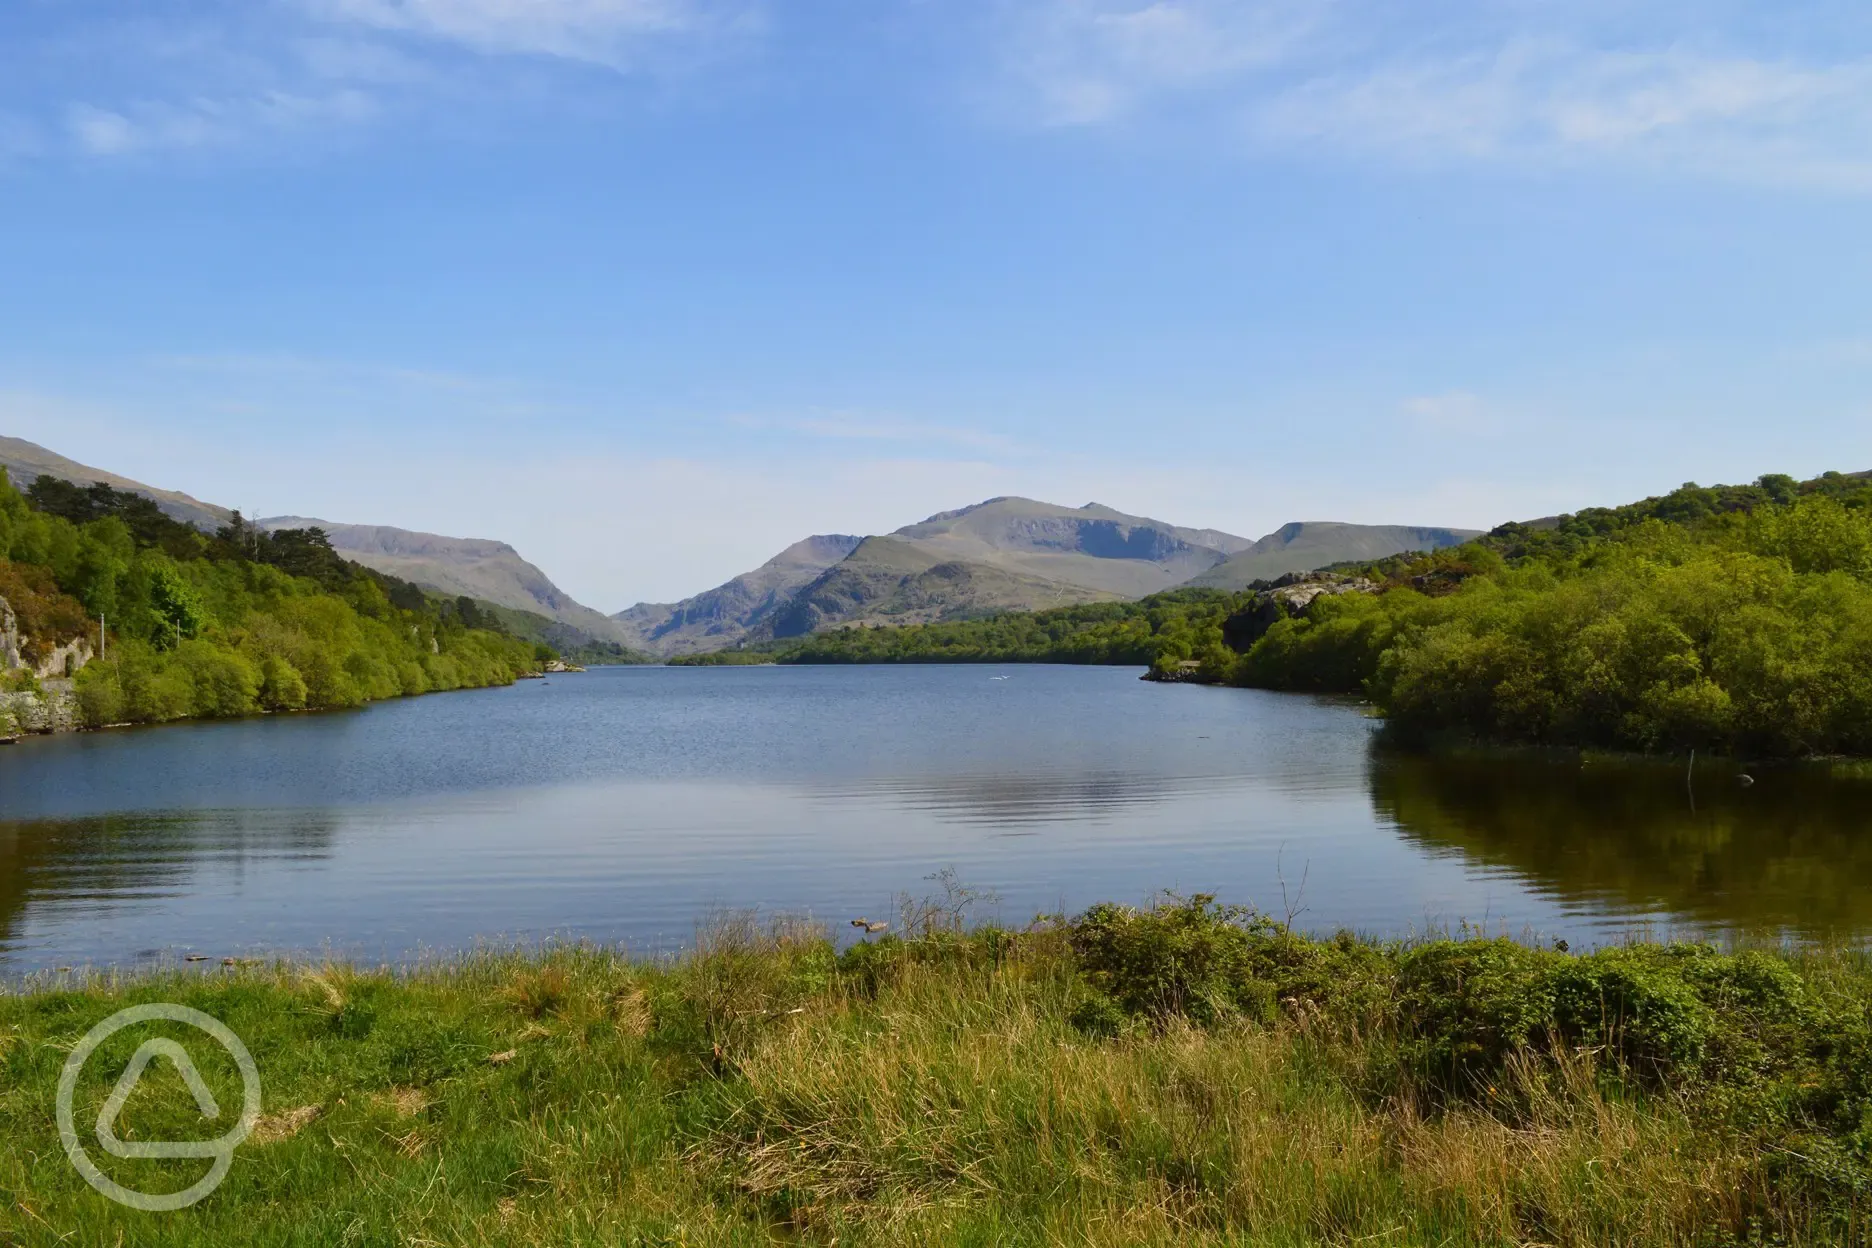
(3, 897, 1871, 1246)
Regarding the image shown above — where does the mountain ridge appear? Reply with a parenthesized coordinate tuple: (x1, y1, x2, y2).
(260, 516, 633, 644)
(0, 436, 232, 533)
(1186, 522, 1483, 589)
(611, 533, 864, 656)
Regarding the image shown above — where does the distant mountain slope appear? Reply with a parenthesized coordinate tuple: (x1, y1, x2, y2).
(0, 436, 231, 532)
(1184, 522, 1483, 589)
(756, 535, 1118, 640)
(613, 534, 862, 656)
(889, 497, 1251, 597)
(648, 502, 1484, 652)
(261, 516, 631, 644)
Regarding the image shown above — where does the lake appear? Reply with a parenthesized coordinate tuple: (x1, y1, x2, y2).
(1, 664, 1866, 975)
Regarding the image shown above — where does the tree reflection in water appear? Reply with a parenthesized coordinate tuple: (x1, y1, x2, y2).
(1371, 749, 1872, 941)
(0, 811, 338, 965)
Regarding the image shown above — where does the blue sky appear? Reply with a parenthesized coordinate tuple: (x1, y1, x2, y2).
(3, 0, 1871, 607)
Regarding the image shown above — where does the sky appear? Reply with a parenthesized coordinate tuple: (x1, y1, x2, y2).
(2, 0, 1871, 609)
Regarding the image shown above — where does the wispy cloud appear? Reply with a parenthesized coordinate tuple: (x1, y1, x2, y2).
(993, 0, 1318, 126)
(987, 1, 1872, 190)
(1257, 40, 1872, 190)
(68, 91, 375, 156)
(6, 0, 756, 162)
(306, 0, 740, 67)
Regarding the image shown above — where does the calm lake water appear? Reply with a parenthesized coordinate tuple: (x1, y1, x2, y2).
(1, 664, 1866, 974)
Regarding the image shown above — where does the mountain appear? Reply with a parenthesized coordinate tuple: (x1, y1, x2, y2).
(623, 498, 1251, 653)
(644, 500, 1483, 651)
(1184, 522, 1483, 590)
(261, 517, 632, 645)
(612, 534, 863, 656)
(888, 497, 1253, 597)
(0, 436, 231, 532)
(757, 535, 1119, 640)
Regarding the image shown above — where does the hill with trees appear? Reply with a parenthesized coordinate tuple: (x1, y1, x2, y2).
(1, 472, 554, 730)
(1225, 470, 1872, 757)
(262, 516, 634, 648)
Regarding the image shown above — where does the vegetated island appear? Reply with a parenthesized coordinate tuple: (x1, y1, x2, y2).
(6, 894, 1869, 1245)
(681, 470, 1872, 760)
(0, 471, 646, 736)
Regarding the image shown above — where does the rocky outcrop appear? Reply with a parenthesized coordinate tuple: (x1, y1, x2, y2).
(1, 594, 94, 680)
(0, 593, 94, 736)
(1, 680, 81, 737)
(1221, 572, 1380, 653)
(1141, 660, 1207, 684)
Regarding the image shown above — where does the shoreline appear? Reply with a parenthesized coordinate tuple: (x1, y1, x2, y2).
(0, 663, 573, 741)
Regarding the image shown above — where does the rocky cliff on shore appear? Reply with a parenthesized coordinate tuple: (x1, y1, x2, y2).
(0, 592, 93, 738)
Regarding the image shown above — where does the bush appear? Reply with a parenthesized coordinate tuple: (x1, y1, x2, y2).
(1395, 939, 1561, 1079)
(1068, 896, 1279, 1028)
(72, 663, 123, 727)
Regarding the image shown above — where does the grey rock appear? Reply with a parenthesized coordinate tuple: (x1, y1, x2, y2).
(1221, 572, 1381, 653)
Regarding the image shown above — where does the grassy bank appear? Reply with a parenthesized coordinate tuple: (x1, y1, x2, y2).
(5, 899, 1872, 1246)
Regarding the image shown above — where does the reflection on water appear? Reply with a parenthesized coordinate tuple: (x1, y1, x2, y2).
(0, 811, 338, 963)
(1, 664, 1869, 973)
(811, 770, 1226, 826)
(1373, 751, 1872, 940)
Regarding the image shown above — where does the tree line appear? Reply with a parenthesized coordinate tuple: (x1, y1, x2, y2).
(3, 472, 545, 727)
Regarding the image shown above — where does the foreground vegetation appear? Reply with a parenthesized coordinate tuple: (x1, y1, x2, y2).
(743, 471, 1872, 759)
(6, 896, 1872, 1245)
(0, 472, 545, 729)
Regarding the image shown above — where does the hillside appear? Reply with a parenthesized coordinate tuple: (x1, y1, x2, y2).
(1224, 471, 1872, 758)
(1185, 522, 1482, 589)
(0, 436, 634, 659)
(0, 473, 540, 731)
(613, 534, 862, 656)
(888, 497, 1250, 597)
(0, 436, 231, 532)
(263, 517, 631, 646)
(754, 535, 1118, 640)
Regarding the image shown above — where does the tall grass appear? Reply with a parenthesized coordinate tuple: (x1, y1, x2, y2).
(2, 901, 1868, 1245)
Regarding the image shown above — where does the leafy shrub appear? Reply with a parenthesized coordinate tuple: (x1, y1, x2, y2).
(1550, 946, 1719, 1076)
(1068, 896, 1279, 1028)
(1394, 939, 1561, 1079)
(72, 664, 123, 727)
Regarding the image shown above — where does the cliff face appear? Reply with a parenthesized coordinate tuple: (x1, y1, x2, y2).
(0, 595, 93, 680)
(0, 594, 93, 737)
(0, 682, 80, 736)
